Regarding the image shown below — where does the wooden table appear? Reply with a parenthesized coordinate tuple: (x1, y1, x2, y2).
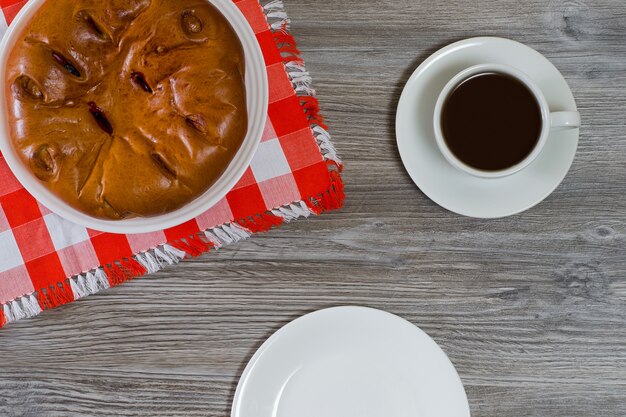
(1, 1, 625, 415)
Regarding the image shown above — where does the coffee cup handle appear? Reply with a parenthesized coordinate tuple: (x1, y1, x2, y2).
(550, 111, 581, 129)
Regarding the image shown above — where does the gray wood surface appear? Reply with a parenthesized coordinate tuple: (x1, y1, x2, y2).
(1, 0, 625, 416)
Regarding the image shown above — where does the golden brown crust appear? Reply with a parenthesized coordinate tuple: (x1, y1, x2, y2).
(5, 0, 247, 219)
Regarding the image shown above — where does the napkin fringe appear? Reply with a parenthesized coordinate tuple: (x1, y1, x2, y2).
(271, 201, 312, 221)
(1, 294, 41, 325)
(264, 1, 290, 30)
(312, 125, 341, 165)
(37, 282, 73, 311)
(69, 270, 109, 300)
(307, 167, 345, 214)
(285, 61, 314, 95)
(0, 0, 345, 328)
(268, 3, 342, 168)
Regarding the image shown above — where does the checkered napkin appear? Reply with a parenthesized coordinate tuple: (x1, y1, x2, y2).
(0, 0, 344, 327)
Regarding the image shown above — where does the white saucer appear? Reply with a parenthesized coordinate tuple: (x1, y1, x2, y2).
(396, 37, 579, 218)
(231, 306, 470, 417)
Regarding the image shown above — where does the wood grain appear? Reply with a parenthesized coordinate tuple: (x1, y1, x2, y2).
(1, 0, 625, 416)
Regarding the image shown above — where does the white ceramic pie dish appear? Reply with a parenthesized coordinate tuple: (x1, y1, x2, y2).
(0, 0, 268, 234)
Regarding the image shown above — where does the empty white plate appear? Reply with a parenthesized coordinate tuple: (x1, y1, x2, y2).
(232, 306, 470, 417)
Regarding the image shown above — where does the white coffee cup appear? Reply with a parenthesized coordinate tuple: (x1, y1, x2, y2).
(433, 63, 581, 179)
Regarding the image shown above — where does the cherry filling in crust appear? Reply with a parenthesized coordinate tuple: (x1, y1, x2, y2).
(131, 71, 153, 94)
(5, 0, 247, 220)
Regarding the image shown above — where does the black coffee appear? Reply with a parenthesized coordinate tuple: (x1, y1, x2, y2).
(441, 72, 542, 171)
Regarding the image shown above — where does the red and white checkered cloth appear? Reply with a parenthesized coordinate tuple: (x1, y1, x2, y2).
(0, 0, 344, 327)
